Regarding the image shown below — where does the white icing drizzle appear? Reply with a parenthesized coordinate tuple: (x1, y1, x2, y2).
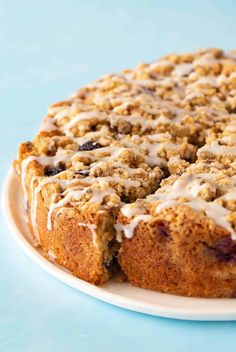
(121, 204, 146, 218)
(115, 202, 153, 239)
(151, 174, 236, 238)
(185, 91, 204, 101)
(109, 113, 173, 133)
(172, 63, 193, 77)
(145, 132, 172, 141)
(225, 123, 236, 132)
(30, 177, 67, 242)
(220, 135, 236, 145)
(21, 151, 75, 208)
(197, 141, 236, 156)
(156, 199, 178, 212)
(168, 155, 181, 163)
(93, 161, 144, 175)
(149, 60, 173, 70)
(74, 127, 109, 146)
(47, 187, 90, 231)
(89, 176, 141, 188)
(46, 180, 120, 232)
(193, 53, 218, 67)
(74, 143, 165, 167)
(62, 111, 106, 133)
(222, 192, 236, 201)
(90, 187, 116, 204)
(47, 187, 93, 231)
(40, 117, 57, 132)
(115, 214, 152, 240)
(78, 223, 98, 247)
(140, 141, 177, 157)
(53, 105, 79, 122)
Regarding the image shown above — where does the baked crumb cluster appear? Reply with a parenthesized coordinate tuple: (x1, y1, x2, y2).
(16, 48, 236, 252)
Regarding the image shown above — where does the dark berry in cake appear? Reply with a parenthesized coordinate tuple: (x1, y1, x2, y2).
(154, 221, 169, 239)
(79, 141, 102, 151)
(205, 237, 236, 263)
(75, 170, 90, 177)
(44, 164, 65, 176)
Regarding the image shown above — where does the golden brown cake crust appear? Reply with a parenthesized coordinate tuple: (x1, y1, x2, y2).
(34, 192, 115, 285)
(118, 206, 236, 297)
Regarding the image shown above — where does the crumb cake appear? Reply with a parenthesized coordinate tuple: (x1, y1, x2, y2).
(15, 48, 236, 297)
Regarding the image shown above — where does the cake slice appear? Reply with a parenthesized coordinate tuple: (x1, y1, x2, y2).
(117, 161, 236, 297)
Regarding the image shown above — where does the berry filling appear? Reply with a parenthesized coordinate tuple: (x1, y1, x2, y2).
(79, 141, 103, 151)
(44, 164, 65, 176)
(154, 221, 169, 239)
(205, 237, 236, 263)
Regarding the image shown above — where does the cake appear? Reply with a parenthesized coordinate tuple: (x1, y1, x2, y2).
(15, 48, 236, 297)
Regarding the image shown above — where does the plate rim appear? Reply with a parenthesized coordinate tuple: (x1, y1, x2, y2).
(2, 168, 236, 321)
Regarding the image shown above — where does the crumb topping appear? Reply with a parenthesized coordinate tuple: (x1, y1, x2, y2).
(17, 48, 236, 243)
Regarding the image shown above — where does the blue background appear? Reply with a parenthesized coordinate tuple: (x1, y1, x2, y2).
(1, 1, 236, 351)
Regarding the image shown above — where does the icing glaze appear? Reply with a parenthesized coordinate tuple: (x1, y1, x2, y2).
(78, 223, 98, 247)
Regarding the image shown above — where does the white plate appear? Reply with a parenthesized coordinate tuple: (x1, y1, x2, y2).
(2, 168, 236, 321)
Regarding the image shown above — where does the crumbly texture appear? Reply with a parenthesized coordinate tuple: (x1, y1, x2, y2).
(15, 48, 236, 295)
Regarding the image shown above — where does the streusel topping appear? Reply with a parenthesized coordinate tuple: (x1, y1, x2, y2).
(17, 48, 236, 244)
